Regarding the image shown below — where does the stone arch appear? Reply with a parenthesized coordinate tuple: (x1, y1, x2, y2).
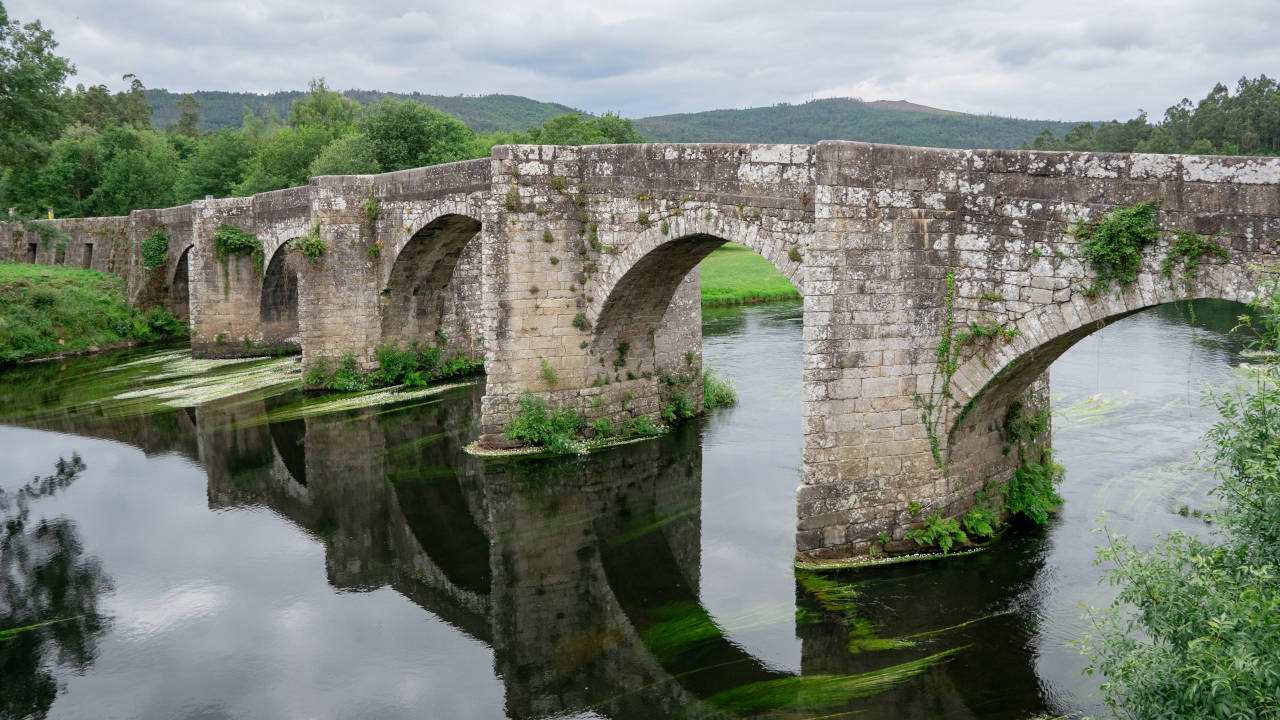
(259, 243, 302, 352)
(380, 212, 483, 352)
(943, 265, 1258, 477)
(588, 207, 804, 366)
(168, 244, 193, 321)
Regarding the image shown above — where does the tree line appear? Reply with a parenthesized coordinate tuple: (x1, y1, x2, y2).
(0, 5, 641, 220)
(1029, 75, 1280, 155)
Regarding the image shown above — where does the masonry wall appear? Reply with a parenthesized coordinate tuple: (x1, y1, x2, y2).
(479, 143, 812, 435)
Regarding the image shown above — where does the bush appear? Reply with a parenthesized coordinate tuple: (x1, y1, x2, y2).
(505, 392, 586, 455)
(620, 415, 665, 438)
(1070, 201, 1161, 297)
(290, 224, 326, 262)
(590, 417, 615, 437)
(329, 351, 369, 392)
(703, 367, 738, 408)
(303, 357, 332, 386)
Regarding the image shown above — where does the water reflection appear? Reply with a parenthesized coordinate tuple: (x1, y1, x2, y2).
(0, 299, 1248, 719)
(1, 454, 113, 720)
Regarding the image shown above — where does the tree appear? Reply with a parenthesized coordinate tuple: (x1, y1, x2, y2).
(288, 77, 358, 133)
(176, 93, 200, 137)
(173, 128, 251, 202)
(0, 2, 74, 169)
(234, 124, 332, 195)
(1080, 277, 1280, 719)
(85, 125, 179, 215)
(359, 98, 475, 171)
(309, 132, 380, 176)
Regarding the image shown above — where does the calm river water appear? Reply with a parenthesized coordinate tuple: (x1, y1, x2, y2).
(0, 298, 1245, 719)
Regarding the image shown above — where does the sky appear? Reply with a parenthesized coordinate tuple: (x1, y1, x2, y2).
(10, 0, 1280, 122)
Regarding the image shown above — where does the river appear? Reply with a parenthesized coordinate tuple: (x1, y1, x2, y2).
(0, 298, 1245, 719)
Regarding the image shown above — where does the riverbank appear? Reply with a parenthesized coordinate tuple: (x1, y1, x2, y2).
(700, 243, 800, 306)
(0, 262, 186, 364)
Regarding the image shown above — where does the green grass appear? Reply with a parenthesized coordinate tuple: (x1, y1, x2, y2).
(0, 262, 186, 364)
(699, 243, 799, 306)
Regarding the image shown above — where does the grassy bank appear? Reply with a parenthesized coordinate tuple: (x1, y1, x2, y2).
(699, 243, 800, 306)
(0, 262, 186, 364)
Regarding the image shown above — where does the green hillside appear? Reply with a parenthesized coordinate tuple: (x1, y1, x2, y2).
(148, 89, 1082, 150)
(633, 98, 1083, 149)
(146, 89, 578, 134)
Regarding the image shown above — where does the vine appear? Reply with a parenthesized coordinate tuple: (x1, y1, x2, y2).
(213, 223, 263, 275)
(1160, 228, 1229, 293)
(916, 269, 958, 468)
(1069, 201, 1161, 297)
(141, 228, 170, 271)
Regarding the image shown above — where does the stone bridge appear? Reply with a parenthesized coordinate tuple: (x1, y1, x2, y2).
(5, 141, 1280, 558)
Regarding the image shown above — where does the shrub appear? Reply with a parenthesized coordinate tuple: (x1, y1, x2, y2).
(504, 186, 522, 213)
(620, 415, 665, 438)
(961, 508, 997, 539)
(505, 392, 586, 454)
(141, 228, 170, 270)
(540, 358, 557, 386)
(303, 357, 332, 386)
(590, 417, 615, 437)
(572, 312, 589, 331)
(703, 368, 737, 408)
(330, 351, 369, 392)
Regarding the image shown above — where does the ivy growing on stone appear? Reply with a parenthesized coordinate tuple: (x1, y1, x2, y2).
(1160, 228, 1229, 293)
(141, 228, 170, 270)
(213, 223, 263, 282)
(1070, 201, 1161, 297)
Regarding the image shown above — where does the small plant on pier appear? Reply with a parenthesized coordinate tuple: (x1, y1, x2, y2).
(363, 198, 381, 225)
(906, 514, 968, 554)
(141, 228, 170, 270)
(540, 359, 558, 386)
(290, 224, 327, 262)
(999, 397, 1064, 524)
(504, 187, 522, 213)
(505, 392, 586, 455)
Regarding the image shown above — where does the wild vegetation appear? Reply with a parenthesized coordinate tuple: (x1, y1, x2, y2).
(0, 262, 186, 363)
(302, 342, 482, 392)
(1078, 277, 1280, 719)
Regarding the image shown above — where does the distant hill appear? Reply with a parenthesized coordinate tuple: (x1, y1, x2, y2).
(146, 89, 579, 134)
(633, 98, 1083, 149)
(147, 90, 1084, 150)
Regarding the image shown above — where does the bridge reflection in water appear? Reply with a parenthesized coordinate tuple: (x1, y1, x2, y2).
(8, 376, 1055, 719)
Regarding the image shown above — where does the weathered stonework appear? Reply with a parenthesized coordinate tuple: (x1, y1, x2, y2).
(7, 141, 1280, 559)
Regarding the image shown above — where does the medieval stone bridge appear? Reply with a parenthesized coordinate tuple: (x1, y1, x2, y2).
(5, 141, 1280, 557)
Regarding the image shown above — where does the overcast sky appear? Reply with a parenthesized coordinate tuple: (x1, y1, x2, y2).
(11, 0, 1279, 122)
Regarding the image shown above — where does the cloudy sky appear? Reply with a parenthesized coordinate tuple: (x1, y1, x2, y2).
(10, 0, 1279, 122)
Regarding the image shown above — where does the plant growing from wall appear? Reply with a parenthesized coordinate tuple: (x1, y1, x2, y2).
(906, 514, 967, 553)
(505, 392, 586, 455)
(916, 269, 958, 468)
(540, 358, 558, 386)
(1160, 228, 1229, 293)
(1069, 201, 1161, 297)
(504, 187, 522, 213)
(290, 224, 327, 262)
(363, 198, 381, 226)
(141, 228, 170, 271)
(213, 223, 264, 277)
(572, 313, 589, 331)
(1000, 397, 1064, 524)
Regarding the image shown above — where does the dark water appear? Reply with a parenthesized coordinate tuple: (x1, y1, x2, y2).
(0, 299, 1246, 719)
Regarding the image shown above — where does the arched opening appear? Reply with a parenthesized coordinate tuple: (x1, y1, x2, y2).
(259, 248, 300, 352)
(169, 245, 192, 321)
(381, 214, 482, 356)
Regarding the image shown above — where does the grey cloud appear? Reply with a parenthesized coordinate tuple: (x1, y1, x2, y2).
(7, 0, 1280, 122)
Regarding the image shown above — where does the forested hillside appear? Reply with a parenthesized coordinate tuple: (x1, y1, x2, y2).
(146, 89, 578, 134)
(633, 98, 1082, 148)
